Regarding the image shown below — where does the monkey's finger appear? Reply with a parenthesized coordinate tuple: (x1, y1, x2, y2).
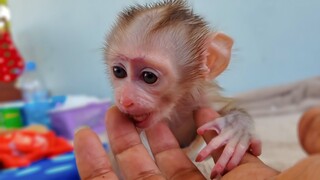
(226, 134, 250, 171)
(106, 106, 164, 180)
(74, 127, 118, 180)
(146, 122, 205, 179)
(210, 134, 241, 178)
(196, 127, 236, 162)
(249, 137, 262, 156)
(197, 116, 225, 135)
(194, 108, 223, 162)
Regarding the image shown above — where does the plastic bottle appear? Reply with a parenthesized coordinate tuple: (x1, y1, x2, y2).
(16, 61, 51, 127)
(16, 61, 48, 102)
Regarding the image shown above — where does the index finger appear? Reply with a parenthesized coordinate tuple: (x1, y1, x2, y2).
(106, 106, 164, 180)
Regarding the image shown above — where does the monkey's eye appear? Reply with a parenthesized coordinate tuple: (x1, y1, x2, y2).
(112, 66, 127, 78)
(142, 71, 158, 84)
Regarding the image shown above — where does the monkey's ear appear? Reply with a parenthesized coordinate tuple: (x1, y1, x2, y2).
(205, 32, 233, 79)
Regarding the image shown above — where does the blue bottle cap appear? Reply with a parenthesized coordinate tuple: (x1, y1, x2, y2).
(25, 61, 36, 71)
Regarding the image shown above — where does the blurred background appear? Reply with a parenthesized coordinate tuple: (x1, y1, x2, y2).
(0, 0, 319, 179)
(7, 0, 320, 97)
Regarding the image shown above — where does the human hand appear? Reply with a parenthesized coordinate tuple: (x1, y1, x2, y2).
(74, 106, 279, 180)
(74, 106, 206, 179)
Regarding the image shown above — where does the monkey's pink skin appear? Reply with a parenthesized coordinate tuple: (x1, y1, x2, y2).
(196, 111, 261, 177)
(130, 113, 153, 129)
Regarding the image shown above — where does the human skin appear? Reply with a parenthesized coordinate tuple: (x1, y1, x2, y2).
(74, 106, 276, 179)
(298, 107, 320, 154)
(74, 106, 320, 180)
(74, 106, 206, 179)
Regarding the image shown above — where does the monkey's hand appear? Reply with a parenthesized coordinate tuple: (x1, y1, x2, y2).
(195, 110, 261, 178)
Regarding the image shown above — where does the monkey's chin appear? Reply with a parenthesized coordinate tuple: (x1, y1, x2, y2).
(131, 113, 153, 129)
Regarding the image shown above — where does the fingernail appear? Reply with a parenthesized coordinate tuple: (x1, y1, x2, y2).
(109, 104, 116, 108)
(211, 173, 221, 180)
(195, 155, 203, 162)
(210, 171, 217, 179)
(74, 126, 90, 135)
(226, 163, 234, 171)
(197, 129, 204, 135)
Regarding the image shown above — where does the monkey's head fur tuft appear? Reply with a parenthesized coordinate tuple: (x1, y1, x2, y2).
(105, 0, 212, 85)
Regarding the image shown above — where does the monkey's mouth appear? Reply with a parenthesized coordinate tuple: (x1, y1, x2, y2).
(129, 113, 151, 128)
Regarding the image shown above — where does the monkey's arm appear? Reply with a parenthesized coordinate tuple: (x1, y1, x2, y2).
(195, 107, 261, 178)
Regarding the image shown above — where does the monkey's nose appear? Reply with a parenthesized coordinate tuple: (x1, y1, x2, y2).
(120, 98, 134, 108)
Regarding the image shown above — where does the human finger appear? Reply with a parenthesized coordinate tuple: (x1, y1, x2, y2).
(74, 127, 118, 180)
(106, 106, 164, 180)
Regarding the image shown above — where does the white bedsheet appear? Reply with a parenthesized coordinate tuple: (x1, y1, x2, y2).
(255, 111, 307, 171)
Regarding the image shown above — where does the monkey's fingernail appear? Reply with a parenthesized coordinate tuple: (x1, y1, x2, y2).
(226, 164, 234, 171)
(210, 171, 217, 179)
(211, 172, 222, 180)
(195, 155, 203, 162)
(196, 129, 204, 135)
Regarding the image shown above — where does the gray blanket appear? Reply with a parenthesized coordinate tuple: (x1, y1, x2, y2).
(235, 76, 320, 116)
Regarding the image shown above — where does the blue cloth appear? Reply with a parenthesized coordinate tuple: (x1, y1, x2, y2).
(0, 152, 80, 180)
(0, 143, 108, 180)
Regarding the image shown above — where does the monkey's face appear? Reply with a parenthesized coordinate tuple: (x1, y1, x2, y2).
(108, 52, 179, 129)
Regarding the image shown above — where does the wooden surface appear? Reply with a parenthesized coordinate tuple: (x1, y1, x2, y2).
(0, 82, 22, 103)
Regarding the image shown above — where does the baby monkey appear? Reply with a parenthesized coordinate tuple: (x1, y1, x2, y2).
(105, 0, 261, 178)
